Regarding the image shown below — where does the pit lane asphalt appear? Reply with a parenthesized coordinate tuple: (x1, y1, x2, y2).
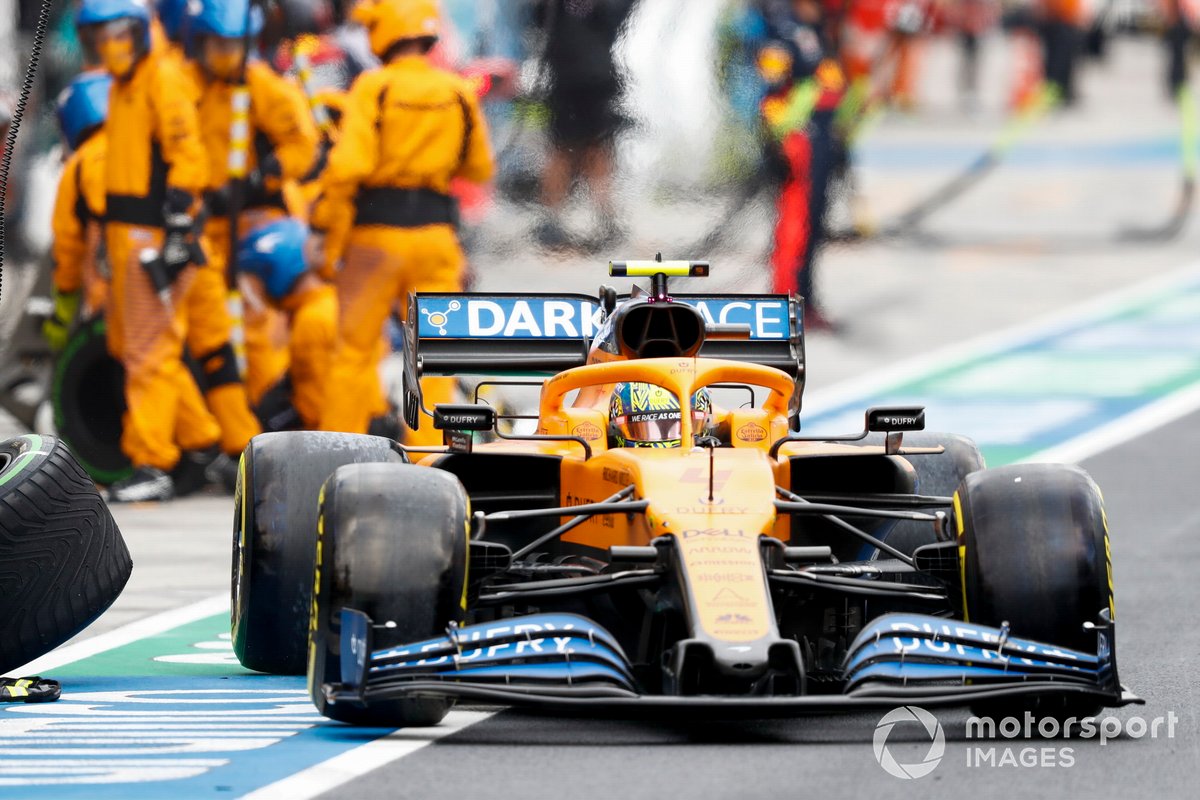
(320, 410, 1200, 800)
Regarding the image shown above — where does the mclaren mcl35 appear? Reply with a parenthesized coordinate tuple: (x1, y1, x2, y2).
(231, 260, 1139, 725)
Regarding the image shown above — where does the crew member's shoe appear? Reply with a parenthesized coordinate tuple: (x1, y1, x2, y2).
(172, 445, 220, 497)
(106, 467, 175, 503)
(367, 412, 403, 441)
(205, 453, 240, 494)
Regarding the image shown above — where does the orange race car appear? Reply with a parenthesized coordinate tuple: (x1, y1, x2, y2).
(231, 261, 1140, 725)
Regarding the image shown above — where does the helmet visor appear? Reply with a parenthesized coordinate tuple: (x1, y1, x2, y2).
(619, 411, 681, 444)
(616, 409, 709, 445)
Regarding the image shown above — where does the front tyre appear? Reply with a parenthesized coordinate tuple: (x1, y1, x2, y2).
(232, 432, 405, 675)
(309, 463, 469, 726)
(957, 463, 1114, 717)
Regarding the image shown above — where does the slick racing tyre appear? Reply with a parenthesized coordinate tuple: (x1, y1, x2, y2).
(51, 316, 132, 485)
(309, 463, 469, 726)
(957, 463, 1113, 717)
(0, 435, 132, 672)
(232, 432, 405, 675)
(886, 432, 984, 556)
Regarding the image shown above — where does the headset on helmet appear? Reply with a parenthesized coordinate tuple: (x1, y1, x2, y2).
(237, 218, 310, 301)
(56, 71, 113, 150)
(609, 382, 713, 448)
(187, 0, 266, 40)
(351, 0, 440, 60)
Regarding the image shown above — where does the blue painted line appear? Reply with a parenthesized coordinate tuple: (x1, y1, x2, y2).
(0, 674, 394, 797)
(858, 137, 1184, 170)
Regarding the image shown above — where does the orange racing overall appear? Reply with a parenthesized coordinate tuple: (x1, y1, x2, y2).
(313, 54, 494, 443)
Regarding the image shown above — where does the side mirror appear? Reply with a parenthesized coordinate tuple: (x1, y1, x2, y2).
(866, 407, 925, 433)
(866, 406, 925, 455)
(434, 404, 497, 454)
(432, 404, 496, 432)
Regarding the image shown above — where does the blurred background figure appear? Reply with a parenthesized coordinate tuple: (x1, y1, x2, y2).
(78, 0, 223, 502)
(184, 0, 323, 476)
(44, 70, 111, 356)
(1162, 0, 1197, 98)
(1003, 0, 1045, 109)
(530, 0, 637, 252)
(758, 0, 847, 329)
(948, 0, 1000, 111)
(1039, 0, 1086, 104)
(883, 0, 931, 110)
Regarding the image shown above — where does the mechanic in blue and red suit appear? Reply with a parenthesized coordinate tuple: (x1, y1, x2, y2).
(758, 0, 845, 331)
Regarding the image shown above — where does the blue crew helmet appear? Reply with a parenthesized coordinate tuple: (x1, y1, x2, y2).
(236, 218, 310, 301)
(56, 70, 112, 150)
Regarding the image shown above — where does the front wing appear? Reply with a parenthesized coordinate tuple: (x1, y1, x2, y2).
(322, 610, 1141, 717)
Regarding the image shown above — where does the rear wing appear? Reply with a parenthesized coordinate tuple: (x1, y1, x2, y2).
(402, 292, 805, 427)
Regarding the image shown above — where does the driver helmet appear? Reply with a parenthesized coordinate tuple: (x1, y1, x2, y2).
(609, 382, 712, 448)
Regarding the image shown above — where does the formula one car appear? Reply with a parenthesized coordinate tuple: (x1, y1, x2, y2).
(231, 260, 1140, 725)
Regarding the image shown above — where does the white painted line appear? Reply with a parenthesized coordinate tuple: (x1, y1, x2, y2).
(13, 594, 230, 674)
(239, 710, 497, 800)
(9, 592, 500, 799)
(804, 260, 1200, 414)
(1024, 381, 1200, 464)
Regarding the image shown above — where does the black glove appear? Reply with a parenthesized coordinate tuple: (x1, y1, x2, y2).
(204, 185, 232, 217)
(246, 153, 282, 201)
(162, 189, 205, 273)
(164, 187, 194, 217)
(302, 141, 331, 183)
(1, 676, 61, 703)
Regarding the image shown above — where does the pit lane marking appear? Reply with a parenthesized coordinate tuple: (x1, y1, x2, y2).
(803, 261, 1200, 415)
(17, 595, 230, 675)
(238, 710, 495, 800)
(802, 260, 1200, 464)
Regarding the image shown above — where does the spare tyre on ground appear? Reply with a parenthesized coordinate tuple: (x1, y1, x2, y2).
(51, 316, 132, 486)
(0, 434, 132, 673)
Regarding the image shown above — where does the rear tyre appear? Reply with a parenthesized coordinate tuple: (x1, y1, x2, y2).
(884, 432, 984, 556)
(232, 432, 405, 675)
(0, 435, 132, 672)
(957, 463, 1114, 718)
(309, 463, 469, 726)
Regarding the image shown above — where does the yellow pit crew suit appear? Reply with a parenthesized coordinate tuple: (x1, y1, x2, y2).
(282, 283, 337, 429)
(193, 59, 319, 424)
(313, 54, 494, 443)
(50, 130, 109, 322)
(104, 48, 221, 470)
